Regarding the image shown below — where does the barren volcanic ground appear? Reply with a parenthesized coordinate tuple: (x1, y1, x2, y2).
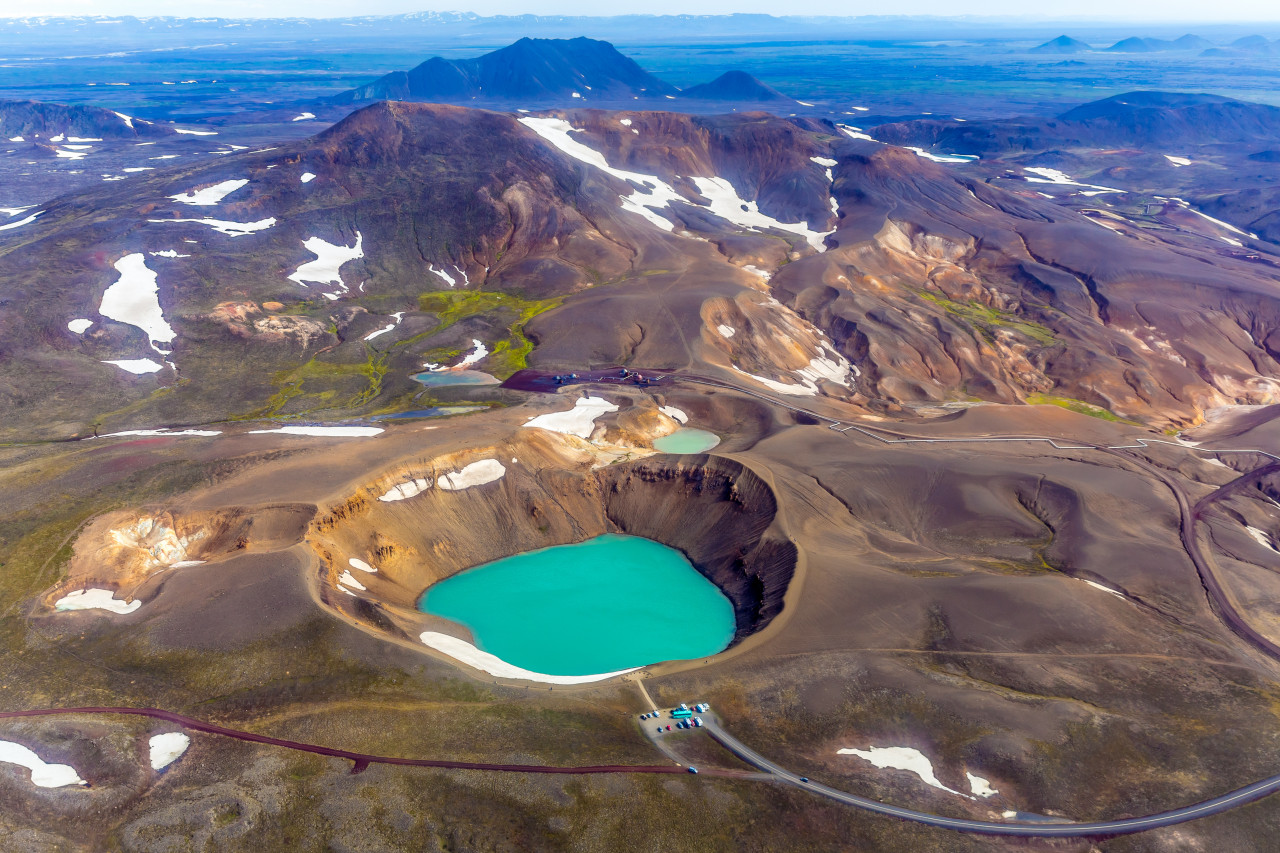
(2, 95, 1280, 852)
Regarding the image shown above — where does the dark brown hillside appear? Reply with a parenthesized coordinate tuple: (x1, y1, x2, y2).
(4, 100, 1280, 438)
(0, 98, 174, 140)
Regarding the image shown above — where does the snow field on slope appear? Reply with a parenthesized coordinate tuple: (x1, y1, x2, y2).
(287, 232, 364, 293)
(99, 253, 174, 355)
(522, 396, 619, 438)
(169, 178, 248, 206)
(521, 117, 835, 247)
(0, 742, 87, 788)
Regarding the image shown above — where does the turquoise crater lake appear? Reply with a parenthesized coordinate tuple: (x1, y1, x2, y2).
(418, 534, 736, 676)
(654, 427, 720, 454)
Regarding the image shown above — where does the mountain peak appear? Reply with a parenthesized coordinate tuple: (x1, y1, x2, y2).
(679, 70, 794, 103)
(336, 37, 678, 104)
(1029, 35, 1090, 54)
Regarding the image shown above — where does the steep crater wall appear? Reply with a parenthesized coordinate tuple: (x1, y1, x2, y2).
(308, 444, 794, 649)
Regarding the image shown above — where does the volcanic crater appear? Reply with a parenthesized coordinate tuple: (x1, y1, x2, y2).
(309, 442, 797, 667)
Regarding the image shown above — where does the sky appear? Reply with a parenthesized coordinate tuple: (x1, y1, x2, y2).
(0, 0, 1278, 20)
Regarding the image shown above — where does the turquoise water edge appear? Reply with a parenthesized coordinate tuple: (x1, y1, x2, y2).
(418, 534, 736, 676)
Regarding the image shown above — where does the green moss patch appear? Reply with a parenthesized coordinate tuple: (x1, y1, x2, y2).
(1025, 392, 1139, 424)
(407, 291, 562, 377)
(918, 291, 1057, 346)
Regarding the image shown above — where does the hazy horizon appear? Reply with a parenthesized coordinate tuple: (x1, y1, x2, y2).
(1, 5, 1279, 24)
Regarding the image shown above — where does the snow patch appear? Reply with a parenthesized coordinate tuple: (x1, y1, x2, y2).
(838, 746, 964, 795)
(287, 232, 363, 290)
(419, 631, 637, 684)
(100, 428, 220, 438)
(906, 146, 978, 163)
(378, 478, 430, 502)
(149, 733, 189, 771)
(454, 338, 487, 368)
(523, 395, 619, 438)
(733, 344, 853, 396)
(519, 116, 682, 231)
(173, 127, 217, 136)
(55, 588, 140, 614)
(967, 772, 998, 798)
(1164, 154, 1192, 166)
(1084, 579, 1126, 599)
(169, 178, 248, 206)
(149, 250, 190, 258)
(300, 172, 315, 183)
(349, 558, 377, 573)
(363, 312, 405, 341)
(1023, 167, 1121, 194)
(1247, 526, 1277, 552)
(659, 405, 688, 424)
(0, 742, 87, 788)
(717, 324, 736, 338)
(292, 112, 316, 121)
(438, 459, 506, 490)
(338, 570, 367, 591)
(148, 217, 276, 236)
(68, 318, 92, 334)
(99, 253, 174, 354)
(0, 210, 42, 231)
(103, 358, 164, 374)
(428, 264, 458, 286)
(692, 176, 834, 251)
(837, 124, 877, 142)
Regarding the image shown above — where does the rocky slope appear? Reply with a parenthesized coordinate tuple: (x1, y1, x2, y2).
(0, 98, 174, 140)
(4, 99, 1280, 439)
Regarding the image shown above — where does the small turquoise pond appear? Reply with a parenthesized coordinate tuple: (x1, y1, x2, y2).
(411, 369, 499, 388)
(654, 428, 720, 454)
(419, 534, 736, 676)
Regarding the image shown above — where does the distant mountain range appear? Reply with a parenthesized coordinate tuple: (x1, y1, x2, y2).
(1202, 35, 1280, 56)
(1030, 33, 1278, 55)
(333, 38, 792, 107)
(873, 90, 1280, 153)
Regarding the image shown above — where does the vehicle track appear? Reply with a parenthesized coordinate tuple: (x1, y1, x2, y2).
(0, 706, 747, 778)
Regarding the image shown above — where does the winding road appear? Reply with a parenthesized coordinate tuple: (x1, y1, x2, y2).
(704, 718, 1280, 838)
